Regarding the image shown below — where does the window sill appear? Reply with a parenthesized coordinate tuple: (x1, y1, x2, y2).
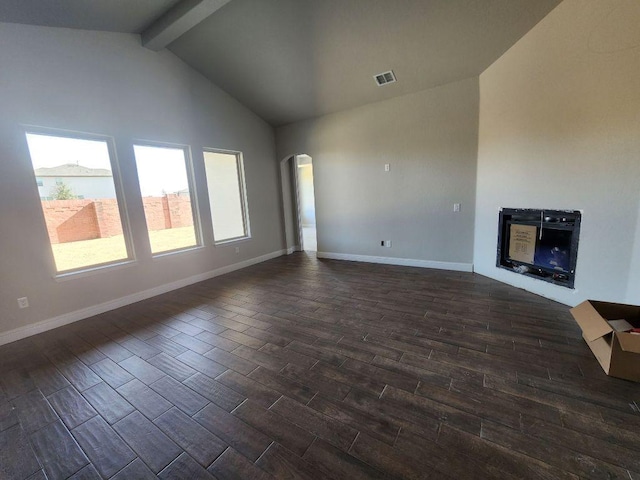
(151, 245, 206, 260)
(54, 259, 137, 282)
(214, 236, 251, 247)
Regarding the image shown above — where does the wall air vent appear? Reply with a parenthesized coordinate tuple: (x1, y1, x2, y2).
(374, 70, 396, 86)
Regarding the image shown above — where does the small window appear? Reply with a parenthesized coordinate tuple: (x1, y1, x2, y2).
(204, 150, 250, 243)
(133, 143, 200, 254)
(25, 130, 132, 273)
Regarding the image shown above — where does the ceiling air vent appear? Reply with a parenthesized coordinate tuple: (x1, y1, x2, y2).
(374, 70, 396, 86)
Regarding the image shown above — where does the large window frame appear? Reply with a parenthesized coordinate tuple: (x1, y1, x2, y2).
(132, 140, 203, 257)
(23, 126, 135, 277)
(203, 148, 251, 245)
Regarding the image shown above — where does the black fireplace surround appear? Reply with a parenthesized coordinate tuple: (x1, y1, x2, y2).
(496, 208, 581, 288)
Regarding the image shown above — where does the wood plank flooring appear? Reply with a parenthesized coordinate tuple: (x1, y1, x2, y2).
(1, 252, 640, 479)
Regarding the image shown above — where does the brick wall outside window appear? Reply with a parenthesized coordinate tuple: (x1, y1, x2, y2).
(41, 194, 193, 244)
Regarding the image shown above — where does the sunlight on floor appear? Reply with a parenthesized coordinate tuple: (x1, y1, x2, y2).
(302, 226, 317, 252)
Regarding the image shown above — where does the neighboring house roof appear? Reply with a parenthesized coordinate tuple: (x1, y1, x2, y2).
(35, 164, 112, 177)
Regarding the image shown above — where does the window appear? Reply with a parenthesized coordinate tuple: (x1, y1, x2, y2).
(133, 143, 200, 254)
(25, 130, 131, 273)
(204, 150, 250, 243)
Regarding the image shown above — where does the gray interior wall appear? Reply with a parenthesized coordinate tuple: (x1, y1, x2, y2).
(276, 77, 479, 266)
(279, 156, 299, 251)
(474, 0, 640, 306)
(628, 205, 640, 303)
(627, 200, 640, 303)
(0, 22, 284, 336)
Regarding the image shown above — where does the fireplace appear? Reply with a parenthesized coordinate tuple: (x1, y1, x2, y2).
(496, 208, 581, 288)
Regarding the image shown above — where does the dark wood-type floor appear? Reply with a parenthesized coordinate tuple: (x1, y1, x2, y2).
(2, 253, 640, 480)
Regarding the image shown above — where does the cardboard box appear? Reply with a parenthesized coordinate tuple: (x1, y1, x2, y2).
(570, 300, 640, 382)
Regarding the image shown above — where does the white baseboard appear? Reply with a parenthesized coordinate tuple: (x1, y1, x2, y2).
(316, 251, 473, 272)
(0, 249, 287, 347)
(286, 245, 300, 254)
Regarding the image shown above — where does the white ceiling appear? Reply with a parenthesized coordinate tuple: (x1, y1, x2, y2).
(0, 0, 562, 126)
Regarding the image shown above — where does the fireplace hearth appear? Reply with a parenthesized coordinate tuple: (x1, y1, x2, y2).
(496, 208, 581, 288)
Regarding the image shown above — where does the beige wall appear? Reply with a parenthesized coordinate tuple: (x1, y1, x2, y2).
(0, 23, 284, 339)
(277, 77, 479, 269)
(474, 0, 640, 305)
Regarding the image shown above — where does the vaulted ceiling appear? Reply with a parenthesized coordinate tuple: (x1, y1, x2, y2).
(0, 0, 181, 34)
(0, 0, 562, 126)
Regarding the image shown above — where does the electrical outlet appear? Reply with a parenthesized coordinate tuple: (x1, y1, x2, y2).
(381, 240, 392, 248)
(17, 297, 29, 309)
(384, 164, 390, 172)
(235, 247, 240, 254)
(453, 203, 461, 213)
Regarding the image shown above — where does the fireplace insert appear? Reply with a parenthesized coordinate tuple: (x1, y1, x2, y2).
(496, 208, 581, 288)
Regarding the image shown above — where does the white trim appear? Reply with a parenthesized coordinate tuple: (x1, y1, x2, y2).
(0, 249, 287, 347)
(316, 251, 473, 272)
(204, 148, 251, 245)
(151, 245, 206, 261)
(54, 259, 138, 282)
(286, 245, 300, 255)
(475, 268, 577, 306)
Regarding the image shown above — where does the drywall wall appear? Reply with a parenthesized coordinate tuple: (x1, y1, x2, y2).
(276, 77, 479, 269)
(475, 0, 640, 305)
(279, 156, 300, 251)
(626, 199, 640, 303)
(0, 22, 284, 340)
